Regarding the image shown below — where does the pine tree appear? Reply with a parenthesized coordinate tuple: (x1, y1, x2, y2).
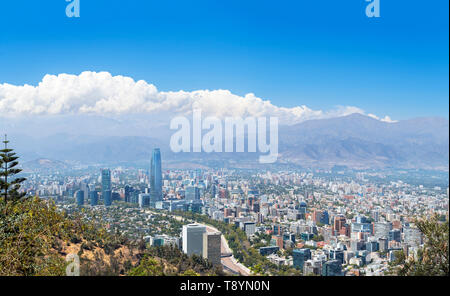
(0, 134, 27, 204)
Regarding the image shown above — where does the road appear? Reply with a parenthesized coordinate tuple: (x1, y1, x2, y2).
(204, 225, 251, 276)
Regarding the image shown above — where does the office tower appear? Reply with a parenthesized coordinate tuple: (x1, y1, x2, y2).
(185, 185, 200, 201)
(80, 182, 89, 203)
(322, 260, 343, 276)
(89, 191, 98, 206)
(253, 202, 260, 213)
(321, 211, 329, 225)
(243, 222, 256, 237)
(389, 229, 401, 242)
(339, 224, 351, 237)
(75, 190, 84, 206)
(273, 224, 283, 235)
(138, 193, 150, 208)
(259, 246, 280, 256)
(352, 220, 372, 234)
(374, 222, 392, 240)
(379, 237, 388, 252)
(202, 232, 221, 265)
(150, 148, 163, 201)
(298, 201, 307, 216)
(124, 185, 132, 203)
(103, 190, 112, 206)
(366, 240, 379, 252)
(210, 184, 217, 198)
(283, 233, 296, 244)
(329, 249, 345, 264)
(101, 169, 112, 206)
(303, 259, 321, 275)
(131, 190, 140, 204)
(334, 215, 346, 235)
(351, 239, 366, 252)
(182, 224, 206, 256)
(293, 248, 311, 271)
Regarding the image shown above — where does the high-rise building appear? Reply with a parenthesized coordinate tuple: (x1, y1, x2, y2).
(103, 190, 111, 206)
(243, 222, 256, 237)
(321, 211, 330, 225)
(303, 259, 321, 275)
(138, 193, 150, 208)
(329, 249, 345, 264)
(75, 190, 84, 206)
(185, 185, 200, 201)
(80, 182, 89, 203)
(89, 191, 98, 206)
(313, 210, 323, 224)
(374, 222, 392, 240)
(101, 169, 112, 206)
(298, 202, 307, 216)
(389, 229, 401, 242)
(334, 215, 346, 235)
(322, 260, 343, 276)
(124, 185, 132, 203)
(150, 148, 163, 201)
(202, 232, 221, 265)
(293, 248, 311, 271)
(366, 240, 379, 252)
(272, 224, 283, 235)
(182, 224, 206, 256)
(379, 237, 388, 252)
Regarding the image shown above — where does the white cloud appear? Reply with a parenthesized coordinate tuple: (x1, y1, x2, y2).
(368, 113, 398, 123)
(0, 71, 394, 124)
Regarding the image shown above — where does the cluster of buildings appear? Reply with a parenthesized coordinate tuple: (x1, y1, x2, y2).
(143, 223, 222, 266)
(21, 149, 449, 276)
(182, 224, 222, 266)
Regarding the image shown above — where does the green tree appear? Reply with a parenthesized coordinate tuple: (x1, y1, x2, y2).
(128, 256, 165, 276)
(390, 215, 449, 276)
(180, 269, 200, 276)
(0, 135, 27, 206)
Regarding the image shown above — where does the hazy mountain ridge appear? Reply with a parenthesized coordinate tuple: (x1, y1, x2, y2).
(278, 114, 449, 170)
(4, 114, 449, 170)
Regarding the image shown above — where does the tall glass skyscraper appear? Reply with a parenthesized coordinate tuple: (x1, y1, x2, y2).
(150, 148, 162, 201)
(89, 191, 98, 206)
(101, 169, 112, 206)
(185, 185, 200, 201)
(293, 248, 311, 270)
(75, 190, 84, 206)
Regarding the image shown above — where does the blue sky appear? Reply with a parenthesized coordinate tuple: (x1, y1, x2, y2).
(0, 0, 448, 120)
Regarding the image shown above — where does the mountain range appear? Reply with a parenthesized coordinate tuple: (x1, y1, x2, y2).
(4, 113, 449, 171)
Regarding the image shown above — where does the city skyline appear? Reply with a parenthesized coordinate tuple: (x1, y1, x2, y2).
(0, 0, 448, 280)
